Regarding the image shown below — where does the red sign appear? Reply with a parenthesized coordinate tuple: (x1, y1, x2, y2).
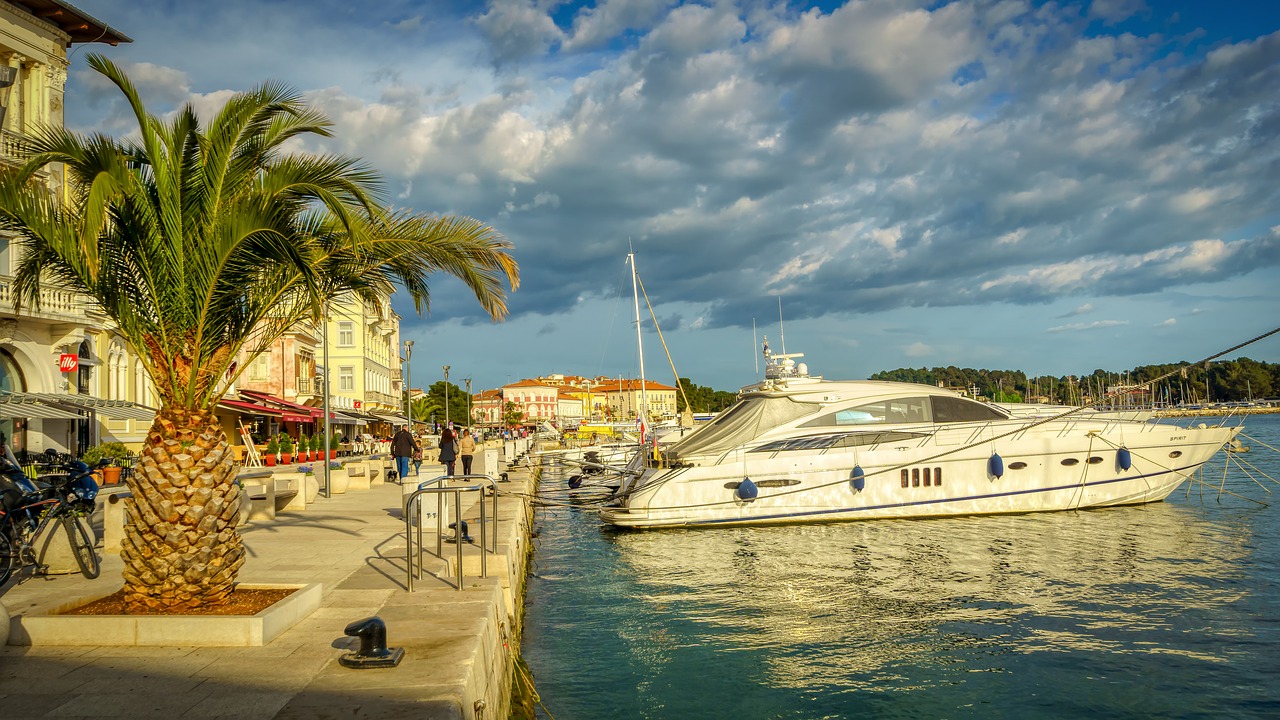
(58, 354, 79, 373)
(353, 400, 362, 409)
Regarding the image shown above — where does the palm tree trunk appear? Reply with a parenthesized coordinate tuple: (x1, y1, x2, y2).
(120, 407, 245, 611)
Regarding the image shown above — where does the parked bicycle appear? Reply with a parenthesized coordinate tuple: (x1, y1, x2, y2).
(0, 455, 102, 586)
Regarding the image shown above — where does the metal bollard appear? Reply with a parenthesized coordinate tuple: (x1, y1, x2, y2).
(338, 616, 404, 669)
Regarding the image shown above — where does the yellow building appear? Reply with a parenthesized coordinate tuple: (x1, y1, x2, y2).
(600, 379, 678, 421)
(0, 1, 137, 458)
(325, 292, 406, 427)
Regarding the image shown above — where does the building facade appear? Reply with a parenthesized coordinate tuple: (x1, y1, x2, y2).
(0, 1, 135, 457)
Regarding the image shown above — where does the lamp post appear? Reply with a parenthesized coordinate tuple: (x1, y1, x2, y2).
(464, 378, 472, 427)
(321, 304, 331, 499)
(443, 365, 451, 427)
(403, 340, 414, 432)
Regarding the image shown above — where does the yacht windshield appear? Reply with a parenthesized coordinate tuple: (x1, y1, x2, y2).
(668, 396, 819, 458)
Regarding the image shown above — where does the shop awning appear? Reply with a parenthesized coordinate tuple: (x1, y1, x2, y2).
(331, 411, 367, 425)
(371, 412, 410, 425)
(218, 399, 284, 417)
(25, 392, 156, 421)
(238, 390, 322, 422)
(0, 393, 85, 420)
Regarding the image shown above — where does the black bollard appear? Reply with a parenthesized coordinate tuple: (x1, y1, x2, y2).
(446, 519, 472, 543)
(339, 616, 404, 669)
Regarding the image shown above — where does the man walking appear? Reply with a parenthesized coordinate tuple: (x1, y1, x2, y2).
(391, 425, 418, 483)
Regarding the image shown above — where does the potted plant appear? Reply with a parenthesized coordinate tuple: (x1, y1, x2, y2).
(263, 436, 279, 467)
(312, 431, 325, 461)
(297, 434, 309, 461)
(82, 441, 131, 484)
(279, 434, 294, 464)
(329, 432, 341, 460)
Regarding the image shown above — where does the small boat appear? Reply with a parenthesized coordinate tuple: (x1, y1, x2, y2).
(600, 344, 1241, 529)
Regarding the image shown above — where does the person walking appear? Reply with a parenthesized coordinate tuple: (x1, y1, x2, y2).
(391, 425, 418, 483)
(458, 427, 476, 476)
(438, 426, 458, 476)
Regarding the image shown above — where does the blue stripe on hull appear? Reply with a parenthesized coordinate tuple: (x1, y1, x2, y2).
(668, 465, 1194, 527)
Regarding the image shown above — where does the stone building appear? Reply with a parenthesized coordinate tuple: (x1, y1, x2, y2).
(0, 1, 136, 457)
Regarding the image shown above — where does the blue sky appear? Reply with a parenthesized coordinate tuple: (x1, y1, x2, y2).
(65, 0, 1280, 395)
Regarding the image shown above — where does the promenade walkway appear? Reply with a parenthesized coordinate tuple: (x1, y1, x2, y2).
(0, 463, 535, 720)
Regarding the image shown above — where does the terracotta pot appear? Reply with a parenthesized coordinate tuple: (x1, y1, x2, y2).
(101, 466, 122, 485)
(281, 452, 292, 464)
(264, 454, 276, 467)
(328, 450, 337, 460)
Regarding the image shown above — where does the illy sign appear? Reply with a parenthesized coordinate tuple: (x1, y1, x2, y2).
(59, 353, 79, 372)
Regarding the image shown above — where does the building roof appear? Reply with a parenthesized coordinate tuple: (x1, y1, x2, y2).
(8, 0, 132, 45)
(601, 379, 678, 392)
(503, 379, 559, 390)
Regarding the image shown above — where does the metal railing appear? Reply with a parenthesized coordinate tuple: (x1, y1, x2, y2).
(404, 474, 499, 591)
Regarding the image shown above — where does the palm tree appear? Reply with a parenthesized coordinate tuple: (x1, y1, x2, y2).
(0, 55, 519, 611)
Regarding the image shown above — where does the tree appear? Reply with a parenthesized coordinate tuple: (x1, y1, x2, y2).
(0, 56, 519, 611)
(503, 401, 524, 427)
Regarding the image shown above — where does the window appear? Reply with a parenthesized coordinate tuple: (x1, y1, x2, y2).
(932, 396, 1007, 423)
(339, 366, 354, 391)
(801, 397, 932, 427)
(338, 322, 354, 347)
(249, 354, 269, 381)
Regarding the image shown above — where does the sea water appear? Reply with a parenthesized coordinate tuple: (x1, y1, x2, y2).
(521, 414, 1280, 719)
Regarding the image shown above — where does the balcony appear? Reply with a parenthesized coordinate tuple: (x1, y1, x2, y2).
(295, 376, 312, 395)
(364, 390, 398, 408)
(0, 276, 93, 324)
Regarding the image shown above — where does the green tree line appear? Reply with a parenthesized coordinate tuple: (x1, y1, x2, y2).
(868, 357, 1280, 405)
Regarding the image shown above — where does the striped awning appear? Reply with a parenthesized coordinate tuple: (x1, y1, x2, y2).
(26, 392, 156, 421)
(0, 393, 85, 420)
(218, 399, 284, 417)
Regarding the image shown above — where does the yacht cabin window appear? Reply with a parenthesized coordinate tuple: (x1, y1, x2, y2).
(800, 395, 1008, 428)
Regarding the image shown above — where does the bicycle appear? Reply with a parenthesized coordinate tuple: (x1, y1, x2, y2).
(0, 456, 102, 586)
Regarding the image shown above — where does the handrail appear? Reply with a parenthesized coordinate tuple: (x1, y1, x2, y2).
(404, 474, 500, 591)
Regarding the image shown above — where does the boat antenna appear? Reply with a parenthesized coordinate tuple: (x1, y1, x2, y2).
(778, 296, 786, 355)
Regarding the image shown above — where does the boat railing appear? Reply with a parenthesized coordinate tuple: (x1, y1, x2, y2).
(403, 474, 499, 592)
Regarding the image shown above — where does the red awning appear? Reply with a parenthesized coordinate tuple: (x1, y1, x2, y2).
(218, 399, 283, 416)
(239, 390, 325, 421)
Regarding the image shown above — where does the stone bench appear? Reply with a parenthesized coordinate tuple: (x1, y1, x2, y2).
(239, 469, 276, 522)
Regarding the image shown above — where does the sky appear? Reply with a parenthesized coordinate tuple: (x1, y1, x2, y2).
(62, 0, 1280, 395)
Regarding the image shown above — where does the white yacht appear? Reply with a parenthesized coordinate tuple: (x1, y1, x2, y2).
(600, 347, 1240, 529)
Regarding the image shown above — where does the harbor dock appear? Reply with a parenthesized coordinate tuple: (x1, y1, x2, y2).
(0, 448, 536, 720)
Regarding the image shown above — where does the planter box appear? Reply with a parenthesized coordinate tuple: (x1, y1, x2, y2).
(10, 582, 322, 647)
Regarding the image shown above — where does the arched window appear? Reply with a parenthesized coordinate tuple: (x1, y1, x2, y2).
(134, 361, 152, 406)
(76, 340, 93, 394)
(108, 342, 127, 400)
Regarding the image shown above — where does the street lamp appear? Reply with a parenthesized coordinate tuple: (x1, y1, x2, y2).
(403, 340, 414, 432)
(464, 378, 472, 427)
(443, 365, 451, 427)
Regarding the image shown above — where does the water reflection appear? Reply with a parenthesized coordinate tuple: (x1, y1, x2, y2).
(525, 415, 1280, 719)
(608, 502, 1255, 693)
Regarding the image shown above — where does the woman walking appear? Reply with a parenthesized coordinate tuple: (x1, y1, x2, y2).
(458, 427, 476, 476)
(438, 426, 458, 476)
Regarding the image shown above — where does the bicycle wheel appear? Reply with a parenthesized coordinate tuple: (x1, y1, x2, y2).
(0, 525, 16, 586)
(61, 514, 100, 579)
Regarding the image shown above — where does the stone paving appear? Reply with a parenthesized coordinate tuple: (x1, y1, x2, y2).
(0, 464, 534, 720)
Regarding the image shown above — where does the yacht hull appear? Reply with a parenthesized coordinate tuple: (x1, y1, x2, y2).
(600, 420, 1238, 528)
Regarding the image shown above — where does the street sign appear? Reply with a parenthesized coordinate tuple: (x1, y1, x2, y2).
(58, 354, 79, 372)
(353, 400, 362, 409)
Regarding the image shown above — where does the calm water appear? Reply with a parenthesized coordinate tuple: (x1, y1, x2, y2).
(521, 414, 1280, 720)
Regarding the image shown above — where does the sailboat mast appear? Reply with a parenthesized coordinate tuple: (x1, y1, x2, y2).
(629, 252, 649, 432)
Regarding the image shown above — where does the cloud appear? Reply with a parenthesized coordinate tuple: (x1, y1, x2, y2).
(65, 0, 1280, 346)
(1156, 318, 1177, 327)
(1046, 320, 1130, 333)
(904, 341, 933, 357)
